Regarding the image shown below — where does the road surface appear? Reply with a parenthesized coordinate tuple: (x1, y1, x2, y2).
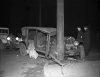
(0, 48, 100, 77)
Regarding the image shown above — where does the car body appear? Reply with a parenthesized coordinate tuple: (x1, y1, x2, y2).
(19, 27, 85, 59)
(6, 33, 21, 49)
(0, 27, 10, 49)
(19, 27, 56, 57)
(0, 27, 21, 49)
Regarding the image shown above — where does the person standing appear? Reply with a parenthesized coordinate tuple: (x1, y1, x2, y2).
(76, 26, 85, 60)
(76, 27, 84, 43)
(83, 26, 91, 56)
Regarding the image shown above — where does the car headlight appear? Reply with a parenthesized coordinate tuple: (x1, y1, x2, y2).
(16, 37, 23, 42)
(16, 37, 19, 41)
(7, 37, 11, 40)
(74, 41, 79, 46)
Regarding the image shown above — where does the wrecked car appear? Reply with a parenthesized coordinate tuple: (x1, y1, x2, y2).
(18, 27, 85, 60)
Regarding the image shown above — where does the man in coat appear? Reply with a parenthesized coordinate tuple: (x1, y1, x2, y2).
(76, 26, 85, 60)
(83, 26, 91, 56)
(76, 27, 84, 43)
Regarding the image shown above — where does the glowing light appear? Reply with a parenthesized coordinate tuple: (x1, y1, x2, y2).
(74, 41, 79, 46)
(7, 37, 11, 40)
(16, 37, 19, 40)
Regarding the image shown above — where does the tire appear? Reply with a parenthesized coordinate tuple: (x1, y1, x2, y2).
(19, 42, 27, 56)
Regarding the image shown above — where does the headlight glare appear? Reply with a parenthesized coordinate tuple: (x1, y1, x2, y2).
(7, 37, 11, 40)
(74, 41, 79, 46)
(16, 37, 19, 40)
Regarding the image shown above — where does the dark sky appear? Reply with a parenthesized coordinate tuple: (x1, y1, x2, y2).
(0, 0, 100, 34)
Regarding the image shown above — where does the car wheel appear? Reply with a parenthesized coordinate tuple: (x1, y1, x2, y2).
(19, 42, 27, 56)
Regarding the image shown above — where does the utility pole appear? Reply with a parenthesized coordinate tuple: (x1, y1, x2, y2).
(39, 0, 41, 27)
(57, 0, 64, 61)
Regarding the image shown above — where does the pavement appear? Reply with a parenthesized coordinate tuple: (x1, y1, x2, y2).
(0, 48, 100, 77)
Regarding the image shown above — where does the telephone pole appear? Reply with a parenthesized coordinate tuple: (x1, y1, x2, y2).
(39, 0, 41, 27)
(57, 0, 64, 61)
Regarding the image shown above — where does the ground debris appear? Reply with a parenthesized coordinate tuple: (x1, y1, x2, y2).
(0, 70, 4, 77)
(22, 66, 44, 77)
(28, 57, 49, 66)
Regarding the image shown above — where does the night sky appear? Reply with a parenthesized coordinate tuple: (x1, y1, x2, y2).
(0, 0, 100, 35)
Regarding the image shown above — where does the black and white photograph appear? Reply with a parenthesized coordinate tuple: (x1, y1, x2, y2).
(0, 0, 100, 77)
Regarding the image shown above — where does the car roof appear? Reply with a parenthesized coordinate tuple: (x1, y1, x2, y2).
(21, 27, 56, 33)
(0, 27, 9, 30)
(0, 27, 9, 34)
